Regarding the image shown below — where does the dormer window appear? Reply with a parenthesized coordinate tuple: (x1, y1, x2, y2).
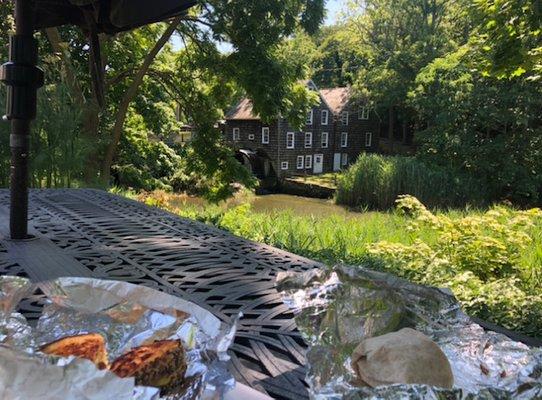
(321, 110, 329, 125)
(359, 107, 370, 120)
(341, 111, 349, 126)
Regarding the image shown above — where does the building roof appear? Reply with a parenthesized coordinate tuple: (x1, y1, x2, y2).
(226, 97, 260, 120)
(319, 87, 351, 115)
(225, 85, 353, 121)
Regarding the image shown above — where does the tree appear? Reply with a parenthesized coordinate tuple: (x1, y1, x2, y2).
(410, 47, 542, 203)
(0, 1, 325, 196)
(44, 0, 325, 185)
(312, 24, 368, 88)
(347, 0, 467, 142)
(471, 0, 542, 80)
(101, 17, 182, 181)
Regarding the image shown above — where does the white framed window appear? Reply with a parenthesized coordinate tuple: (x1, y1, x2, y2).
(305, 155, 312, 169)
(359, 107, 370, 120)
(321, 109, 329, 125)
(286, 132, 295, 149)
(365, 132, 373, 147)
(341, 111, 349, 126)
(305, 132, 313, 148)
(341, 153, 348, 166)
(281, 161, 289, 170)
(296, 155, 304, 169)
(248, 134, 255, 140)
(341, 132, 348, 148)
(321, 132, 329, 148)
(262, 127, 270, 144)
(306, 110, 314, 125)
(233, 128, 240, 141)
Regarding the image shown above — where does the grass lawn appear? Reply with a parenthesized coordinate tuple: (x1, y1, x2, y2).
(115, 188, 542, 339)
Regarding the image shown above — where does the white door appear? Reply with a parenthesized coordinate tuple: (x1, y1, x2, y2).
(313, 154, 324, 174)
(333, 153, 341, 171)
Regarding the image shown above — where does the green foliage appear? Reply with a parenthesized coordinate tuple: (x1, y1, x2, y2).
(335, 154, 486, 210)
(410, 47, 542, 204)
(113, 110, 181, 191)
(202, 0, 325, 128)
(310, 24, 367, 87)
(471, 0, 542, 80)
(0, 82, 88, 188)
(31, 84, 88, 187)
(347, 0, 465, 125)
(132, 190, 542, 337)
(367, 196, 542, 336)
(1, 0, 325, 192)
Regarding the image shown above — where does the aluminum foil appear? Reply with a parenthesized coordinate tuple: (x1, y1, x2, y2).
(0, 276, 237, 400)
(0, 276, 36, 352)
(276, 265, 542, 399)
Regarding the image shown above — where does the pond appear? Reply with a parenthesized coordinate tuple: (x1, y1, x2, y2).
(168, 192, 361, 218)
(251, 194, 356, 217)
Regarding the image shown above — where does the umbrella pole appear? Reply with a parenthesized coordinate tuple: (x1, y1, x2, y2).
(0, 0, 43, 239)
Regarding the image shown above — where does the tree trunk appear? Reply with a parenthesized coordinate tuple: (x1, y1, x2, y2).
(46, 28, 85, 107)
(388, 106, 395, 141)
(402, 120, 408, 144)
(46, 28, 101, 184)
(100, 16, 182, 184)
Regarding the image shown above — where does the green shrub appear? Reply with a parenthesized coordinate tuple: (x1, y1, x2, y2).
(366, 196, 542, 337)
(335, 154, 487, 210)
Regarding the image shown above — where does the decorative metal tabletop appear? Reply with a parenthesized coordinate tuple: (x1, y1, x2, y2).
(0, 189, 323, 400)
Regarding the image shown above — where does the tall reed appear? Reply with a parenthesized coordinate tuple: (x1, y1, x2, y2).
(335, 154, 486, 210)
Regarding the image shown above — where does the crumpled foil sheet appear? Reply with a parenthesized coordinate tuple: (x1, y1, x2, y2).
(276, 265, 542, 399)
(0, 276, 237, 400)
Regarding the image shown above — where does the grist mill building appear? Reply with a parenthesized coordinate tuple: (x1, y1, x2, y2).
(224, 81, 379, 178)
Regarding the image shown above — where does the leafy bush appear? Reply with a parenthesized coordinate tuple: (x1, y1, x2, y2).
(366, 196, 542, 337)
(113, 111, 181, 191)
(336, 154, 486, 210)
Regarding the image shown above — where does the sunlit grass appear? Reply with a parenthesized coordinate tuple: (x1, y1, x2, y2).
(114, 188, 542, 337)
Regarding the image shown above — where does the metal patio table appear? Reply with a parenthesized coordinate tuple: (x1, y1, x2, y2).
(0, 188, 320, 399)
(0, 1, 315, 397)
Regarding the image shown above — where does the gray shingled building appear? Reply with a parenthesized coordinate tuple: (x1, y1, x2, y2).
(224, 81, 379, 178)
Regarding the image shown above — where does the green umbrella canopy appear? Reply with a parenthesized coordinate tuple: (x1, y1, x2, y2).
(33, 0, 198, 33)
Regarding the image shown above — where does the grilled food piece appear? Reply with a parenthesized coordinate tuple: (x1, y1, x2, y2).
(40, 333, 109, 370)
(110, 339, 187, 394)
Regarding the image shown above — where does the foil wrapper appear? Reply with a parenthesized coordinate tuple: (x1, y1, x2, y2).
(0, 276, 237, 400)
(276, 265, 542, 399)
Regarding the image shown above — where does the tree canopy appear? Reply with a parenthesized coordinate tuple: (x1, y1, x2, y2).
(0, 0, 325, 198)
(285, 0, 542, 204)
(1, 0, 541, 205)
